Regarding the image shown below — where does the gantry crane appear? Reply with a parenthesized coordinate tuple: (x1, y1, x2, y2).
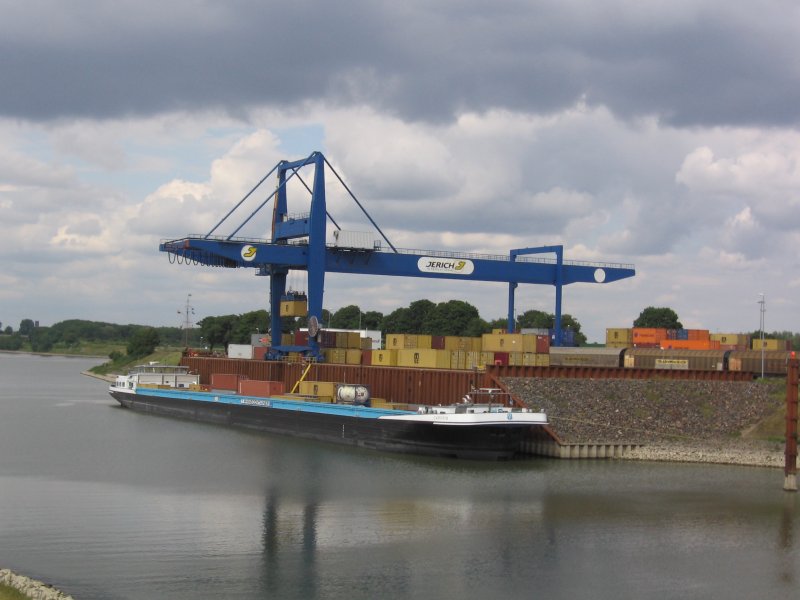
(160, 151, 635, 359)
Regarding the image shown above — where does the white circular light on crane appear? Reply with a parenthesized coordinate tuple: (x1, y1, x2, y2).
(594, 268, 606, 283)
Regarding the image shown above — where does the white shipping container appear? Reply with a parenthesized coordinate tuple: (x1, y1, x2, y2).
(333, 230, 377, 250)
(251, 333, 270, 347)
(228, 344, 254, 359)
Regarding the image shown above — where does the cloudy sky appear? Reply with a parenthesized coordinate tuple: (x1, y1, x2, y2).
(1, 0, 799, 343)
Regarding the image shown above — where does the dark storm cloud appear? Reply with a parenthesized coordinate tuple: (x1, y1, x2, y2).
(2, 0, 798, 126)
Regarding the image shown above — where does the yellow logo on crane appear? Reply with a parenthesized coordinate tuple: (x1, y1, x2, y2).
(241, 245, 257, 261)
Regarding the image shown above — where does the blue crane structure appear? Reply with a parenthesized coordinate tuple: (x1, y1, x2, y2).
(159, 151, 635, 359)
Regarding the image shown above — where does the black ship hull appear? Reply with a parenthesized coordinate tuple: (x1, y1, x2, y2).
(110, 390, 537, 460)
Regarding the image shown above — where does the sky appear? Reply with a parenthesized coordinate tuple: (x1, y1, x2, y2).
(1, 0, 799, 343)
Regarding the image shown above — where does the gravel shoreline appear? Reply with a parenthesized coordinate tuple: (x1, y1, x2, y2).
(503, 377, 788, 468)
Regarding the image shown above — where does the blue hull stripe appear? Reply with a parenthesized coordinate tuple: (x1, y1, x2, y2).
(135, 388, 416, 419)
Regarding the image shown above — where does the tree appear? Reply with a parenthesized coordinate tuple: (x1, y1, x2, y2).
(361, 310, 383, 330)
(126, 327, 160, 358)
(517, 309, 551, 330)
(3, 326, 12, 335)
(422, 300, 481, 336)
(330, 305, 362, 329)
(19, 319, 35, 336)
(198, 315, 236, 351)
(633, 307, 682, 329)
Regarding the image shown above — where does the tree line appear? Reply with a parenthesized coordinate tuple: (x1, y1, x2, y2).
(4, 304, 795, 354)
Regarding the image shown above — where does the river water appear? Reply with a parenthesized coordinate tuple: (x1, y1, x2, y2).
(0, 353, 797, 599)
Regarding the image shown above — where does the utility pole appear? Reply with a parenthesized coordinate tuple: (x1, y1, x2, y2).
(785, 356, 798, 491)
(758, 293, 766, 378)
(178, 293, 195, 347)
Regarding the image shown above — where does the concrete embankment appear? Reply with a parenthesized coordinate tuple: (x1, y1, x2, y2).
(0, 569, 73, 600)
(504, 377, 786, 467)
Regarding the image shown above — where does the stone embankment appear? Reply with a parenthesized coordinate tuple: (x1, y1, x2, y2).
(0, 569, 73, 600)
(503, 377, 786, 467)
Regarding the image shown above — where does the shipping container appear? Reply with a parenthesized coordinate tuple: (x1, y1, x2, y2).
(549, 347, 626, 368)
(492, 352, 509, 366)
(481, 333, 539, 353)
(279, 299, 307, 317)
(711, 333, 750, 346)
(345, 349, 362, 365)
(396, 348, 451, 369)
(444, 336, 482, 351)
(605, 327, 632, 346)
(386, 334, 417, 349)
(687, 329, 710, 341)
(227, 344, 254, 360)
(238, 379, 286, 396)
(322, 348, 348, 364)
(253, 346, 268, 360)
(465, 351, 482, 369)
(632, 328, 668, 346)
(480, 352, 495, 366)
(251, 334, 270, 347)
(659, 339, 720, 350)
(371, 349, 398, 366)
(318, 330, 338, 347)
(298, 381, 337, 397)
(751, 338, 791, 351)
(210, 372, 247, 391)
(624, 348, 727, 371)
(431, 335, 446, 350)
(294, 330, 309, 346)
(450, 350, 466, 370)
(280, 333, 293, 346)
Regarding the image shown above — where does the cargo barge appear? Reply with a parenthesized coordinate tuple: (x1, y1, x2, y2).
(109, 364, 548, 460)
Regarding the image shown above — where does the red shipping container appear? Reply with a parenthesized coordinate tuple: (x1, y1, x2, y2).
(211, 373, 247, 391)
(536, 335, 550, 354)
(238, 379, 285, 397)
(493, 352, 509, 366)
(361, 350, 372, 365)
(253, 346, 268, 360)
(431, 336, 446, 350)
(318, 330, 338, 347)
(294, 331, 309, 346)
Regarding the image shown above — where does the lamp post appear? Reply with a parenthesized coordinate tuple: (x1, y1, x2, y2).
(758, 293, 766, 379)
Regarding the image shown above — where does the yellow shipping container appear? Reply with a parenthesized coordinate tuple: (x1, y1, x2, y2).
(281, 333, 293, 346)
(371, 349, 398, 366)
(508, 352, 524, 366)
(415, 335, 433, 349)
(535, 354, 550, 367)
(606, 341, 629, 348)
(386, 334, 414, 349)
(323, 348, 348, 364)
(279, 300, 307, 317)
(606, 328, 633, 345)
(480, 351, 495, 366)
(711, 333, 748, 345)
(345, 349, 362, 365)
(481, 333, 538, 353)
(298, 381, 337, 397)
(397, 348, 451, 369)
(465, 351, 482, 369)
(450, 350, 466, 370)
(752, 338, 787, 351)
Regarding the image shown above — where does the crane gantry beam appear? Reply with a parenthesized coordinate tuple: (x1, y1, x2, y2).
(160, 151, 635, 358)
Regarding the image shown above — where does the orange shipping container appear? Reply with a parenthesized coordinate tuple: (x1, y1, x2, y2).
(632, 328, 668, 344)
(211, 373, 247, 391)
(238, 379, 285, 397)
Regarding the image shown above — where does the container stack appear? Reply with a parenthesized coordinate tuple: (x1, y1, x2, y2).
(606, 328, 721, 350)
